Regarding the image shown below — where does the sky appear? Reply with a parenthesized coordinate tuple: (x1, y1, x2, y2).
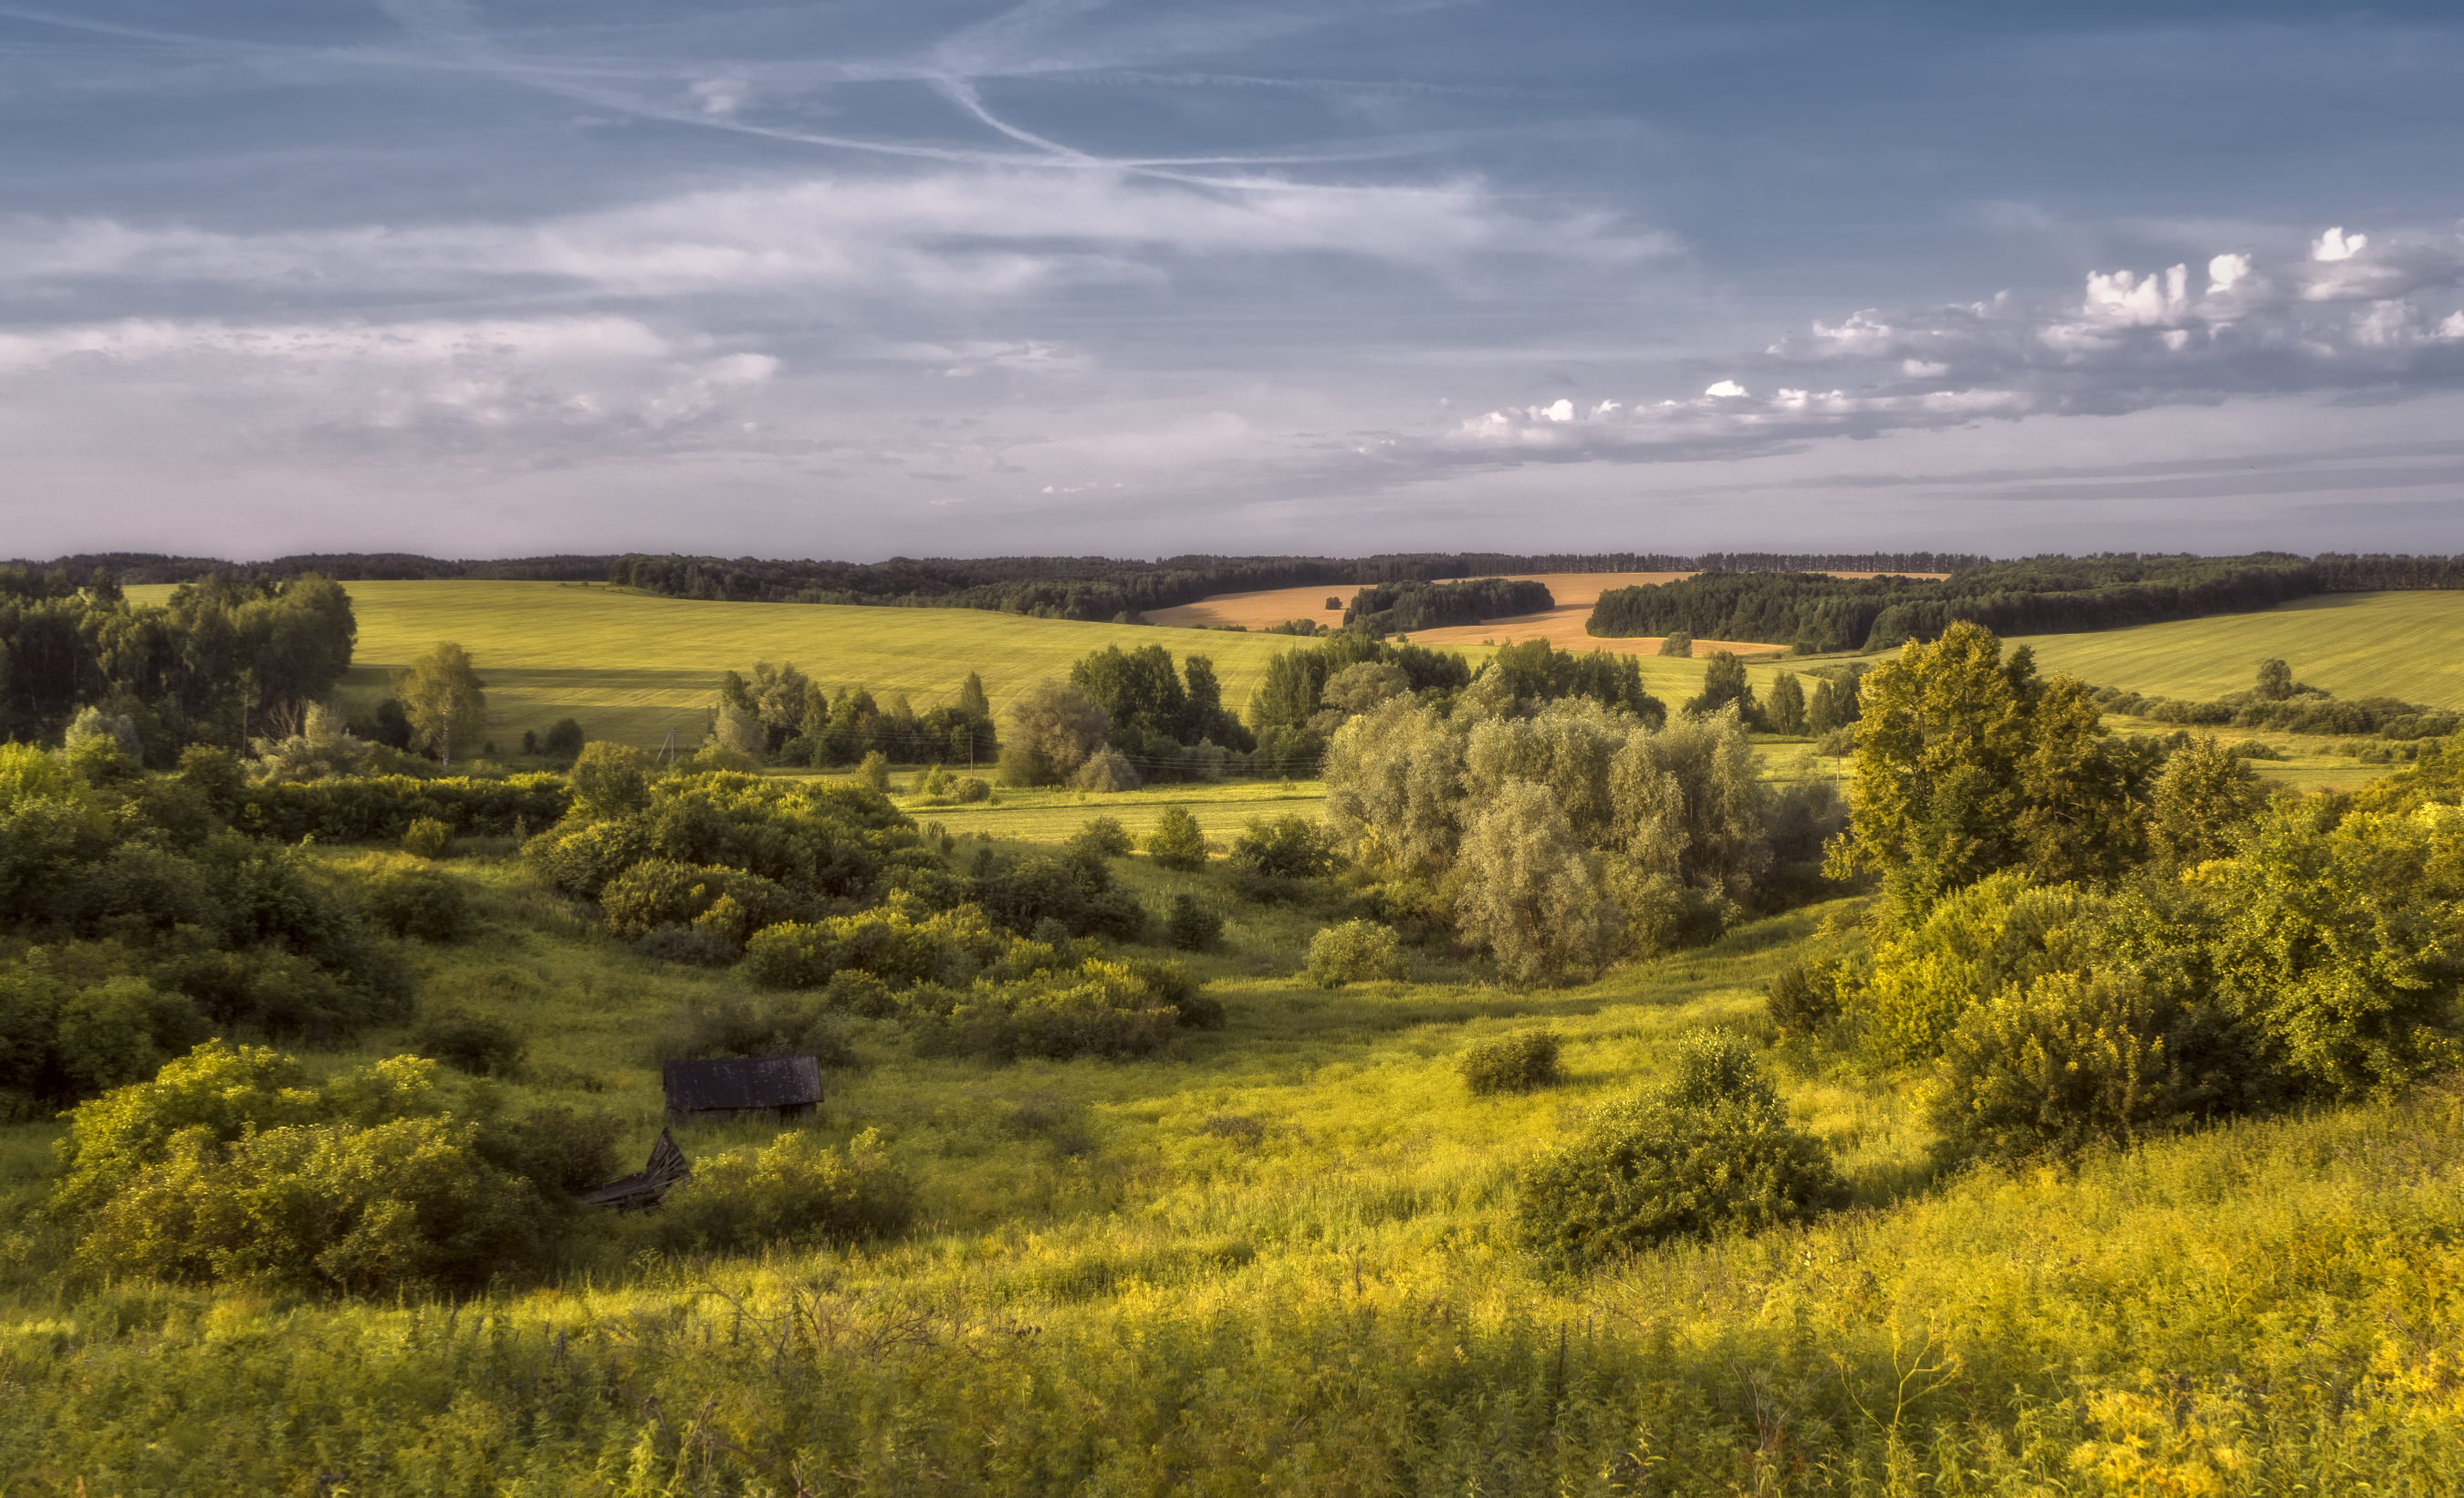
(2, 0, 2461, 563)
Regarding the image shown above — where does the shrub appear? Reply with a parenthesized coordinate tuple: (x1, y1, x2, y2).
(1457, 782, 1624, 985)
(1230, 815, 1339, 879)
(630, 1129, 912, 1255)
(402, 817, 454, 859)
(360, 862, 472, 941)
(741, 905, 1010, 991)
(908, 961, 1184, 1062)
(408, 1007, 527, 1077)
(598, 860, 800, 941)
(1145, 806, 1208, 870)
(53, 977, 212, 1097)
(1460, 1031, 1561, 1095)
(1306, 919, 1407, 987)
(857, 751, 892, 791)
(235, 774, 571, 843)
(1926, 969, 2181, 1167)
(656, 993, 859, 1068)
(472, 1102, 621, 1193)
(541, 718, 586, 758)
(1656, 631, 1694, 658)
(1518, 1038, 1839, 1265)
(1121, 956, 1222, 1028)
(1765, 958, 1849, 1038)
(1073, 748, 1142, 793)
(1164, 893, 1224, 952)
(955, 775, 993, 804)
(1070, 816, 1134, 859)
(569, 741, 654, 819)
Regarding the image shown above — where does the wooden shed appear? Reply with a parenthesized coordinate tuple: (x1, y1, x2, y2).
(662, 1056, 825, 1121)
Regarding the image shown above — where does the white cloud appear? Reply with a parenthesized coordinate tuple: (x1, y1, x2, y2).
(1704, 380, 1748, 398)
(2313, 226, 2368, 262)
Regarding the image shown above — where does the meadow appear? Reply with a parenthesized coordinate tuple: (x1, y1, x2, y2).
(8, 807, 2463, 1492)
(124, 581, 1428, 754)
(2006, 588, 2464, 708)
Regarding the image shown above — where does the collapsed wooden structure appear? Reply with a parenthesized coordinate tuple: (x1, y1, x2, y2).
(575, 1128, 693, 1212)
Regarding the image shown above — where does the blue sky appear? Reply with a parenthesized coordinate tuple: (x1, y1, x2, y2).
(3, 0, 2460, 561)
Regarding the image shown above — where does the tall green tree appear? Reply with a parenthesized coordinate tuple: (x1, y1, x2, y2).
(391, 642, 487, 772)
(1685, 651, 1759, 724)
(1766, 671, 1807, 735)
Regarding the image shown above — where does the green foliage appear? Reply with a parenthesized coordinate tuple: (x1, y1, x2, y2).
(1004, 678, 1108, 785)
(408, 1006, 527, 1077)
(1144, 806, 1208, 870)
(1655, 630, 1693, 657)
(2148, 734, 2267, 869)
(1926, 969, 2180, 1166)
(401, 815, 453, 858)
(1456, 781, 1622, 985)
(657, 993, 859, 1067)
(599, 859, 802, 941)
(391, 640, 488, 772)
(857, 750, 892, 791)
(1765, 671, 1807, 734)
(627, 1129, 913, 1254)
(741, 905, 1010, 992)
(1345, 577, 1552, 635)
(569, 741, 653, 819)
(1305, 919, 1407, 987)
(1164, 893, 1224, 952)
(1072, 746, 1142, 792)
(358, 858, 472, 941)
(540, 717, 586, 757)
(955, 775, 993, 804)
(1229, 813, 1338, 879)
(238, 772, 570, 843)
(907, 958, 1188, 1061)
(1458, 1030, 1561, 1095)
(1684, 650, 1759, 723)
(1069, 816, 1134, 858)
(1764, 957, 1850, 1038)
(1517, 1035, 1842, 1265)
(1857, 872, 2103, 1062)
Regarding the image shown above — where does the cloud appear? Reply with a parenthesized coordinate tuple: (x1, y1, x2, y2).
(1418, 226, 2464, 472)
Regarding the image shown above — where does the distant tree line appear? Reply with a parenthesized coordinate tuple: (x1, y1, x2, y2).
(1588, 556, 2338, 651)
(1342, 577, 1555, 634)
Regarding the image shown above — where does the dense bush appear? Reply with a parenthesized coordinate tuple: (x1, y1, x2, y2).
(235, 774, 570, 842)
(655, 993, 860, 1068)
(1145, 806, 1208, 870)
(741, 905, 1011, 991)
(409, 1007, 527, 1077)
(1069, 816, 1134, 858)
(1926, 970, 2181, 1166)
(974, 845, 1146, 941)
(907, 959, 1191, 1061)
(632, 923, 742, 966)
(51, 1043, 564, 1294)
(1764, 957, 1849, 1038)
(1230, 814, 1340, 879)
(627, 1129, 913, 1255)
(1459, 1031, 1561, 1095)
(1306, 920, 1408, 987)
(540, 718, 586, 758)
(1164, 893, 1224, 952)
(598, 859, 803, 941)
(357, 859, 472, 941)
(401, 816, 453, 858)
(1518, 1034, 1841, 1264)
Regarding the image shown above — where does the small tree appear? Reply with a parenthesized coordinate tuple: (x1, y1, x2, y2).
(391, 642, 488, 772)
(1766, 671, 1807, 735)
(569, 741, 656, 819)
(857, 750, 892, 791)
(541, 718, 586, 757)
(1146, 807, 1207, 870)
(2148, 735, 2266, 869)
(1656, 631, 1694, 659)
(1306, 919, 1407, 987)
(957, 671, 992, 718)
(1004, 678, 1107, 785)
(1686, 650, 1759, 723)
(2255, 659, 2294, 702)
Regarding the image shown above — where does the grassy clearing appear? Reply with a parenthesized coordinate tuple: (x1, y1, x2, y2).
(2006, 589, 2464, 707)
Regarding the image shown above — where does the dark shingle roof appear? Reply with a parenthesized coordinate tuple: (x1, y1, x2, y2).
(662, 1056, 824, 1112)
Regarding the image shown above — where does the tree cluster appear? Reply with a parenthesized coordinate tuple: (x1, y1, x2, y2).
(0, 568, 357, 755)
(1341, 577, 1554, 636)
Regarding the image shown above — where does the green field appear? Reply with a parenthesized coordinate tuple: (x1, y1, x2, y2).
(126, 581, 1506, 754)
(2006, 589, 2464, 707)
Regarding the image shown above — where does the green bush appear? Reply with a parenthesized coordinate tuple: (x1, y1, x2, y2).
(598, 860, 801, 941)
(656, 993, 860, 1068)
(54, 1045, 556, 1294)
(1518, 1037, 1840, 1266)
(568, 741, 653, 818)
(1230, 815, 1338, 879)
(955, 776, 993, 804)
(1656, 631, 1694, 658)
(541, 718, 586, 758)
(1145, 806, 1207, 870)
(740, 905, 1010, 991)
(629, 1129, 912, 1255)
(907, 959, 1185, 1061)
(1926, 969, 2186, 1168)
(1164, 893, 1224, 952)
(632, 923, 741, 966)
(235, 774, 571, 843)
(408, 1007, 527, 1077)
(360, 862, 472, 941)
(858, 751, 892, 791)
(1459, 1031, 1561, 1095)
(402, 816, 453, 859)
(1070, 816, 1134, 859)
(1764, 958, 1849, 1039)
(1306, 919, 1407, 987)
